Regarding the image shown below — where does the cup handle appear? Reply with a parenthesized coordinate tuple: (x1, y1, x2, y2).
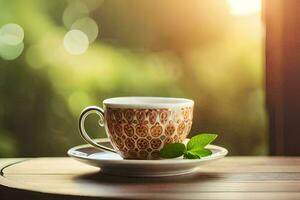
(79, 106, 117, 153)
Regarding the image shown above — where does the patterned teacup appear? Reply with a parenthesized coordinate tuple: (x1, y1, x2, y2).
(79, 97, 194, 159)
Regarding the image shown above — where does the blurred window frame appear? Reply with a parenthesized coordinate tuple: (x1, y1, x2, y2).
(265, 0, 300, 155)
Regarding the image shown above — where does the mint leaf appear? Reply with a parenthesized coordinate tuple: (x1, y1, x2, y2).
(189, 148, 212, 157)
(159, 133, 219, 159)
(159, 143, 186, 158)
(187, 133, 218, 151)
(183, 151, 200, 159)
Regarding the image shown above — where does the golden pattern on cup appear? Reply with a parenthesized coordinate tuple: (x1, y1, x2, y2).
(165, 137, 173, 144)
(137, 138, 149, 149)
(136, 124, 148, 137)
(159, 110, 169, 124)
(114, 124, 123, 137)
(150, 138, 162, 149)
(177, 122, 186, 135)
(114, 110, 123, 122)
(124, 109, 134, 122)
(147, 110, 157, 124)
(150, 122, 163, 137)
(136, 110, 146, 122)
(125, 138, 135, 149)
(106, 106, 193, 159)
(151, 150, 160, 159)
(124, 124, 134, 137)
(139, 150, 148, 159)
(114, 137, 124, 149)
(165, 121, 176, 136)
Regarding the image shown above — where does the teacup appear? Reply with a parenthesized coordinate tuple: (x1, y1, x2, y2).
(79, 97, 194, 159)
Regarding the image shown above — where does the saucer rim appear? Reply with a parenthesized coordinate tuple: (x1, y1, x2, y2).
(67, 143, 228, 165)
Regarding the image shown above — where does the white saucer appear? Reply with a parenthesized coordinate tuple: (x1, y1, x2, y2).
(67, 139, 228, 177)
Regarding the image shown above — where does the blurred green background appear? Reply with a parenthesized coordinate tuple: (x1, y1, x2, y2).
(0, 0, 267, 157)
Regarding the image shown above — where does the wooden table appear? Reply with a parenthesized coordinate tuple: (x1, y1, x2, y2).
(1, 157, 300, 200)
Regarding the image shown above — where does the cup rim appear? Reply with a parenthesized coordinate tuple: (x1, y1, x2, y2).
(103, 96, 194, 109)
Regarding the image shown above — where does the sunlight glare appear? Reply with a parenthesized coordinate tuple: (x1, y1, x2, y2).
(227, 0, 261, 16)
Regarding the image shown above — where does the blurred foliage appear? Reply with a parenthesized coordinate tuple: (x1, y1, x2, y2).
(0, 0, 267, 157)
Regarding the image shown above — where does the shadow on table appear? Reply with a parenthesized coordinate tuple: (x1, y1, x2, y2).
(74, 171, 222, 184)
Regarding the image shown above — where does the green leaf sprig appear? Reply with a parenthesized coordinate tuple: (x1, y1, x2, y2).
(159, 133, 218, 159)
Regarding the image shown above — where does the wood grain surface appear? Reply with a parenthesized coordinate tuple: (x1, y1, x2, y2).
(1, 157, 300, 199)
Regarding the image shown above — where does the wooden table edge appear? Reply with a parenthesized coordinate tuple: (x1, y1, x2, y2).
(2, 157, 300, 200)
(0, 159, 114, 200)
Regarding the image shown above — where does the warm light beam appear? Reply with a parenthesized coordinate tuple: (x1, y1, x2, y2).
(227, 0, 261, 16)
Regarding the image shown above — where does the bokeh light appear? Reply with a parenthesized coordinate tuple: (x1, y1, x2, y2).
(227, 0, 261, 16)
(63, 30, 89, 55)
(0, 23, 25, 60)
(71, 17, 99, 43)
(63, 1, 89, 28)
(0, 41, 24, 60)
(0, 23, 24, 45)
